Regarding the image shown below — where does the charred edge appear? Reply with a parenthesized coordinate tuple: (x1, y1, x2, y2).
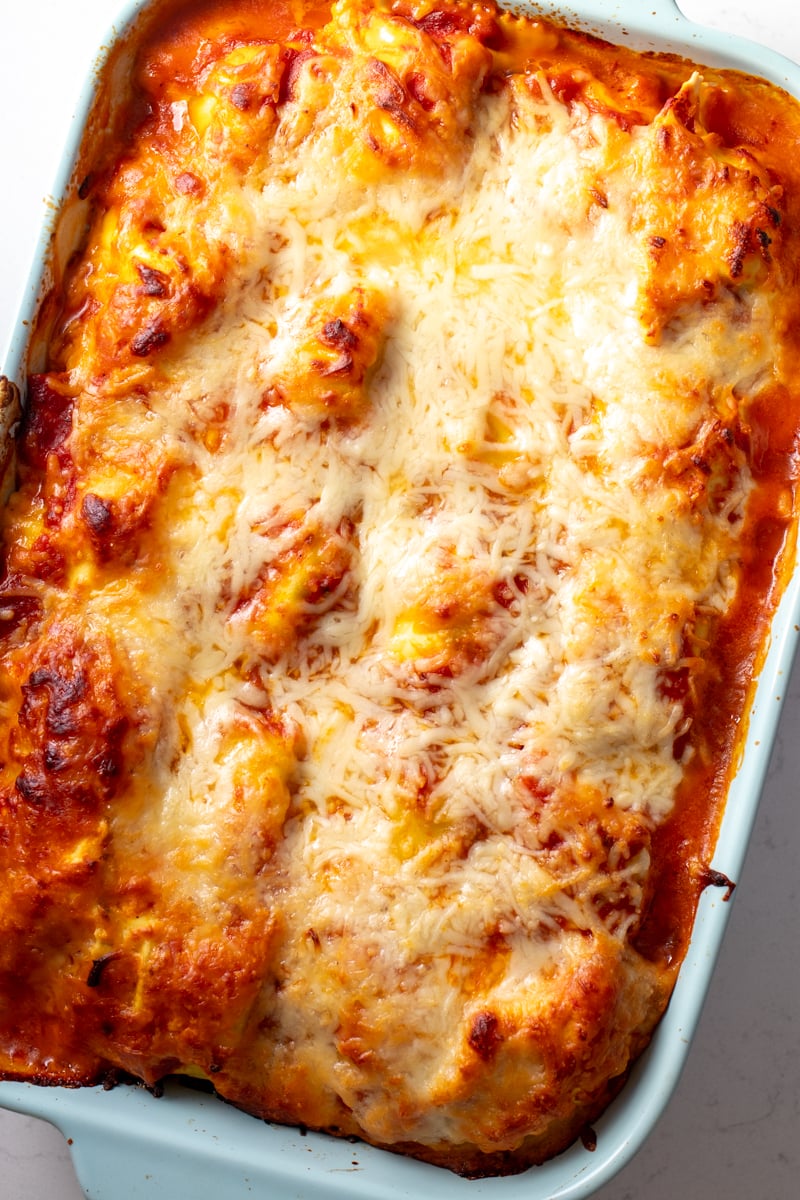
(0, 376, 21, 418)
(86, 952, 119, 988)
(230, 82, 255, 111)
(468, 1011, 502, 1060)
(698, 866, 736, 901)
(14, 771, 49, 803)
(102, 1068, 131, 1091)
(130, 320, 171, 358)
(25, 666, 88, 726)
(580, 1124, 598, 1152)
(136, 263, 170, 297)
(81, 492, 114, 535)
(321, 318, 358, 351)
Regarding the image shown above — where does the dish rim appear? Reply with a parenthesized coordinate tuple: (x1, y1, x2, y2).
(1, 2, 799, 1198)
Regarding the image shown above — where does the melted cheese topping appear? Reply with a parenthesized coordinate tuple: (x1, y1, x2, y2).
(2, 0, 800, 1178)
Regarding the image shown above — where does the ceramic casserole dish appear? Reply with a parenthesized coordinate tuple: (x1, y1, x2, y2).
(1, 1, 799, 1197)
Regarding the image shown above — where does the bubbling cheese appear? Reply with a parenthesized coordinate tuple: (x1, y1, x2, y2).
(94, 21, 766, 1105)
(86, 30, 772, 1144)
(138, 66, 763, 848)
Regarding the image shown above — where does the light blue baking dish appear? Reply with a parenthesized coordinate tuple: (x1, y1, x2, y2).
(2, 2, 799, 1197)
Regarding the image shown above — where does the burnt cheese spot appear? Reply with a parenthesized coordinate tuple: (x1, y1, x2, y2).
(135, 263, 170, 297)
(468, 1010, 502, 1060)
(81, 493, 114, 535)
(130, 319, 171, 357)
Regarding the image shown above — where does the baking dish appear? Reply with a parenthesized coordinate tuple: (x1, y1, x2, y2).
(1, 1, 799, 1197)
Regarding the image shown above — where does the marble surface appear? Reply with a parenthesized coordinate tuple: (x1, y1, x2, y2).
(0, 1, 798, 1197)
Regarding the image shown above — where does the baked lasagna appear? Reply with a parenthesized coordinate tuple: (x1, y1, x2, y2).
(1, 0, 800, 1177)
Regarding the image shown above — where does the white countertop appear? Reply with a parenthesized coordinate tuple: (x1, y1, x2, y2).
(1, 2, 798, 1197)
